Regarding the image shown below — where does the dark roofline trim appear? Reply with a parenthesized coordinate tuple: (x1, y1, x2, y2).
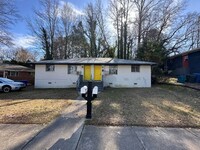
(169, 48, 200, 59)
(34, 62, 155, 65)
(31, 58, 156, 65)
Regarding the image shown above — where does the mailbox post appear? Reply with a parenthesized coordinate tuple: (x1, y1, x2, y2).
(86, 81, 92, 118)
(80, 81, 98, 119)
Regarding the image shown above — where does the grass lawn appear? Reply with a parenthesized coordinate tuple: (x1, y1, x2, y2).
(88, 85, 200, 128)
(0, 87, 78, 124)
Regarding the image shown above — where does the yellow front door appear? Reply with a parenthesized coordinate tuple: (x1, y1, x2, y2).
(84, 65, 91, 80)
(94, 65, 102, 81)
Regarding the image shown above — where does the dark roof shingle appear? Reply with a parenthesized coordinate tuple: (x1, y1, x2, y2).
(33, 58, 155, 65)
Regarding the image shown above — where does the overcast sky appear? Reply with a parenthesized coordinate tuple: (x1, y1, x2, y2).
(11, 0, 200, 49)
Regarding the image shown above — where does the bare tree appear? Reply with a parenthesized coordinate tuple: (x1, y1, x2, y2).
(109, 0, 120, 57)
(132, 0, 198, 55)
(14, 47, 37, 62)
(95, 0, 111, 57)
(71, 21, 89, 57)
(132, 0, 159, 49)
(27, 0, 59, 60)
(83, 0, 110, 57)
(59, 2, 77, 59)
(188, 15, 200, 49)
(24, 0, 199, 61)
(84, 3, 98, 57)
(197, 16, 200, 48)
(109, 0, 134, 59)
(3, 47, 38, 62)
(0, 0, 19, 46)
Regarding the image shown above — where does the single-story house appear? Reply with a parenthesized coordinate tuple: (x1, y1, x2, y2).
(33, 58, 155, 90)
(167, 48, 200, 76)
(0, 64, 35, 84)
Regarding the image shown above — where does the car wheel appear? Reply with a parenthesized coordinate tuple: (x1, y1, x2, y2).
(2, 86, 11, 93)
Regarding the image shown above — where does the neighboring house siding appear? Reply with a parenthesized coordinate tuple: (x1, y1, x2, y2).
(188, 51, 200, 74)
(103, 65, 151, 88)
(0, 71, 3, 77)
(0, 71, 34, 84)
(167, 50, 200, 76)
(167, 56, 188, 76)
(168, 56, 182, 70)
(0, 64, 35, 84)
(35, 65, 80, 88)
(7, 71, 34, 84)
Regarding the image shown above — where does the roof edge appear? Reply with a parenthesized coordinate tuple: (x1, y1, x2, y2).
(169, 48, 200, 58)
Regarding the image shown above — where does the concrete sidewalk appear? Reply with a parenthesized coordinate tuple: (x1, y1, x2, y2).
(20, 123, 200, 150)
(0, 124, 44, 150)
(22, 117, 84, 150)
(77, 126, 200, 150)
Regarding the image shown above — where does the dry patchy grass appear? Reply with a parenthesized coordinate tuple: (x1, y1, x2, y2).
(0, 87, 78, 124)
(88, 85, 200, 128)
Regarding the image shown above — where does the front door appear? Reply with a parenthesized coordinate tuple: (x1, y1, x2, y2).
(84, 65, 91, 80)
(94, 65, 102, 81)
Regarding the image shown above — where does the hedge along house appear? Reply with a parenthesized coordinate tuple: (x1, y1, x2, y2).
(167, 48, 200, 76)
(33, 58, 155, 91)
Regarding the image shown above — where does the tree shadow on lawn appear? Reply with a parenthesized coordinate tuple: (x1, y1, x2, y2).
(0, 87, 78, 100)
(0, 100, 31, 107)
(0, 109, 60, 124)
(87, 85, 200, 128)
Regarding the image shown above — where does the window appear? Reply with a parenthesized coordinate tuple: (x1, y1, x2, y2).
(183, 55, 189, 68)
(29, 72, 35, 76)
(8, 71, 19, 76)
(109, 65, 118, 74)
(68, 65, 77, 74)
(131, 65, 140, 72)
(46, 64, 55, 71)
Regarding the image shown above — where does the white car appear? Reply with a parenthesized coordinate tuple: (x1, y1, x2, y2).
(0, 78, 26, 93)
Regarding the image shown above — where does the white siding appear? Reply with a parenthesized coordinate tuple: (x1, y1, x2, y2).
(103, 65, 151, 88)
(35, 65, 80, 88)
(35, 64, 151, 88)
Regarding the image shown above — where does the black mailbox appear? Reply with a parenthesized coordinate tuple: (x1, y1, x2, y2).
(80, 82, 98, 119)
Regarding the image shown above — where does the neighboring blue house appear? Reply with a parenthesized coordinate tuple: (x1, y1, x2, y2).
(167, 48, 200, 76)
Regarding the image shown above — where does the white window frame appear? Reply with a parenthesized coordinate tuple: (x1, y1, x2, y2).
(68, 65, 77, 74)
(109, 65, 118, 74)
(29, 72, 35, 76)
(131, 65, 140, 72)
(8, 71, 19, 76)
(46, 64, 55, 72)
